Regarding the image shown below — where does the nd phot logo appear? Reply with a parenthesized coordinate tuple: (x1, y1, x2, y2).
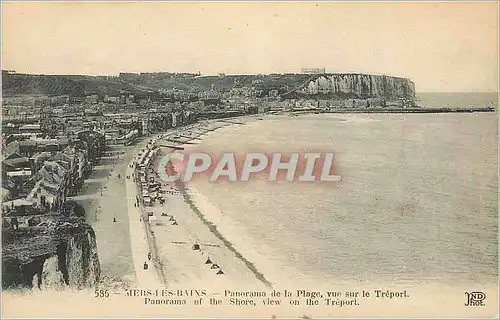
(464, 292, 486, 307)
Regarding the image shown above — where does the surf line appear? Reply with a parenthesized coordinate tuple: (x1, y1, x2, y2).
(170, 163, 273, 288)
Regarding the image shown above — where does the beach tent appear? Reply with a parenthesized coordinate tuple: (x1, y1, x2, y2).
(149, 215, 158, 226)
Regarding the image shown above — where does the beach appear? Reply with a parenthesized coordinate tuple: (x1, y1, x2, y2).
(133, 117, 272, 291)
(70, 116, 271, 292)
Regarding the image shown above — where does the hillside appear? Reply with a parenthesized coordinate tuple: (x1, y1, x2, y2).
(1, 74, 148, 97)
(2, 72, 416, 101)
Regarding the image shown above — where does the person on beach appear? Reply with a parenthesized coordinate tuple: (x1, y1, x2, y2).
(148, 252, 152, 261)
(113, 217, 116, 223)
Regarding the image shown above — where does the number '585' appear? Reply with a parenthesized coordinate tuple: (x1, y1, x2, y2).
(95, 289, 110, 298)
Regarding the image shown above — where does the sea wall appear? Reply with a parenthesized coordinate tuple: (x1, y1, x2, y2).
(2, 218, 101, 290)
(298, 74, 416, 100)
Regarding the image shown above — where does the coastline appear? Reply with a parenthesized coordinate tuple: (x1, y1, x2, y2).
(130, 110, 499, 290)
(3, 113, 498, 319)
(137, 116, 273, 290)
(12, 110, 498, 293)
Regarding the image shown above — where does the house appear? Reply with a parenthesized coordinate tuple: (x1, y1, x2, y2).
(2, 198, 36, 217)
(59, 147, 85, 195)
(6, 170, 32, 197)
(28, 161, 68, 204)
(19, 124, 41, 134)
(18, 140, 40, 157)
(85, 95, 99, 104)
(4, 140, 21, 157)
(116, 129, 138, 146)
(76, 130, 105, 168)
(30, 151, 53, 173)
(2, 149, 31, 173)
(32, 161, 68, 185)
(27, 179, 63, 212)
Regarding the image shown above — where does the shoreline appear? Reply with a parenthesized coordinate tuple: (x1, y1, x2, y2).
(174, 174, 273, 288)
(136, 116, 272, 290)
(125, 110, 499, 291)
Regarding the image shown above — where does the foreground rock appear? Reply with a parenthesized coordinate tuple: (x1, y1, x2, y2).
(2, 217, 101, 291)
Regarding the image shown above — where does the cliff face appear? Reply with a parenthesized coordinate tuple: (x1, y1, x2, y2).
(2, 219, 101, 290)
(298, 74, 415, 100)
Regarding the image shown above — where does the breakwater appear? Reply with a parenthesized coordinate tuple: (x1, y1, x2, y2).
(290, 106, 495, 114)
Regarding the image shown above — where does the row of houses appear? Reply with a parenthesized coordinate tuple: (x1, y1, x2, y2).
(1, 130, 106, 218)
(105, 129, 139, 146)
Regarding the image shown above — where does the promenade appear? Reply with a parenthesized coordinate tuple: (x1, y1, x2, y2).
(125, 157, 163, 288)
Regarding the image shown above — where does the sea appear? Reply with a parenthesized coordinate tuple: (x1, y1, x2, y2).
(187, 92, 498, 287)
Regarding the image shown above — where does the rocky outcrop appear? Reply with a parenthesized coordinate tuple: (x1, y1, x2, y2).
(2, 218, 100, 290)
(298, 74, 415, 100)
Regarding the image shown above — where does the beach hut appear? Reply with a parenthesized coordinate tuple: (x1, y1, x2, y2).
(148, 215, 158, 226)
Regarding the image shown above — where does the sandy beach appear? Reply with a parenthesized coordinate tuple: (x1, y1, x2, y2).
(134, 117, 272, 291)
(70, 116, 271, 291)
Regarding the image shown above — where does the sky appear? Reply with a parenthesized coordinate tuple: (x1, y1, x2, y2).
(1, 1, 498, 92)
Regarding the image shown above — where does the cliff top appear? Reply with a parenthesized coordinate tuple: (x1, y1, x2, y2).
(2, 72, 414, 98)
(2, 217, 94, 263)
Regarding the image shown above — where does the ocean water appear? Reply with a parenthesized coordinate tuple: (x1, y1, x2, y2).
(188, 93, 498, 287)
(416, 92, 498, 108)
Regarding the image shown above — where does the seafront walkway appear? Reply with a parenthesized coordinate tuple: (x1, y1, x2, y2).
(68, 145, 137, 285)
(125, 157, 163, 288)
